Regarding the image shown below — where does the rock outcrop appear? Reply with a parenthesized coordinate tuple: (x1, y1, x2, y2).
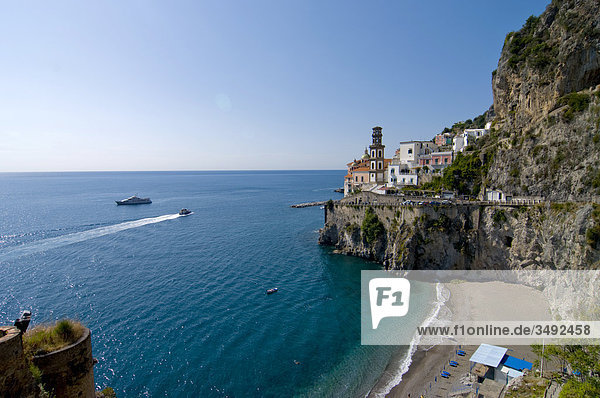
(319, 195, 600, 270)
(486, 0, 600, 200)
(492, 0, 600, 128)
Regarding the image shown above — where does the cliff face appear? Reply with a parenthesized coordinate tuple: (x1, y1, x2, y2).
(319, 198, 600, 270)
(486, 0, 600, 200)
(492, 0, 600, 127)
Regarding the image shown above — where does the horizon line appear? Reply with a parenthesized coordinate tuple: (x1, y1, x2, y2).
(0, 169, 347, 174)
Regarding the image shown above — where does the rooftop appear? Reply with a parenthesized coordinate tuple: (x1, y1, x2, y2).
(469, 344, 508, 368)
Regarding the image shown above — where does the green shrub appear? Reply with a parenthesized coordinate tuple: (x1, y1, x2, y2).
(29, 363, 42, 384)
(101, 387, 117, 398)
(505, 15, 558, 71)
(23, 320, 85, 358)
(550, 202, 577, 213)
(559, 377, 600, 398)
(587, 205, 600, 249)
(492, 209, 507, 225)
(326, 199, 334, 210)
(558, 92, 591, 121)
(361, 207, 385, 245)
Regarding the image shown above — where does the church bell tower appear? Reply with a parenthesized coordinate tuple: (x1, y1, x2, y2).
(369, 126, 385, 183)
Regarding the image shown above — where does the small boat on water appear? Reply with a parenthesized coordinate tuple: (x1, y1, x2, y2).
(115, 195, 152, 205)
(179, 208, 192, 215)
(266, 288, 278, 295)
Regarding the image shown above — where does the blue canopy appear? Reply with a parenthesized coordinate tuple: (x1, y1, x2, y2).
(501, 355, 533, 371)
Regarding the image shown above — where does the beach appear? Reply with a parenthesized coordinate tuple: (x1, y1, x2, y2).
(381, 280, 553, 397)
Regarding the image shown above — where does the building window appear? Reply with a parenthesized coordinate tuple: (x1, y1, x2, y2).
(378, 150, 382, 158)
(371, 161, 375, 169)
(355, 176, 358, 182)
(435, 158, 439, 164)
(408, 149, 412, 155)
(444, 158, 448, 164)
(410, 178, 413, 183)
(426, 160, 430, 165)
(378, 161, 382, 169)
(371, 150, 375, 157)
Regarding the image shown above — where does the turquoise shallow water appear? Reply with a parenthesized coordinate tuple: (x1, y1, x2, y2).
(0, 171, 426, 397)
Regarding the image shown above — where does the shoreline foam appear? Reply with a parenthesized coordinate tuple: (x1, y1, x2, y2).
(379, 280, 554, 398)
(367, 282, 451, 398)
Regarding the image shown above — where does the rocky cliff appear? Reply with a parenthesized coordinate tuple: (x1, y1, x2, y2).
(486, 0, 600, 200)
(321, 1, 600, 270)
(319, 194, 600, 270)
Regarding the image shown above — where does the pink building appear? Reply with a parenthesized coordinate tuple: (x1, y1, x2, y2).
(434, 133, 453, 146)
(418, 151, 453, 171)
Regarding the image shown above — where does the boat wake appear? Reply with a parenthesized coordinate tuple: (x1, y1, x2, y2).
(0, 214, 182, 262)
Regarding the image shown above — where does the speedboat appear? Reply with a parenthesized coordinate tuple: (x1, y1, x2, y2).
(266, 288, 278, 295)
(179, 208, 192, 215)
(115, 195, 152, 205)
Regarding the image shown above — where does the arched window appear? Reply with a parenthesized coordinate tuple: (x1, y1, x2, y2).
(378, 150, 382, 158)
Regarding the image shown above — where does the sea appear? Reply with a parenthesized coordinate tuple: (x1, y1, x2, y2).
(0, 171, 435, 397)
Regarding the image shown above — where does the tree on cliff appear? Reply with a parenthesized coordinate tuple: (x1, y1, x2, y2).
(361, 207, 385, 245)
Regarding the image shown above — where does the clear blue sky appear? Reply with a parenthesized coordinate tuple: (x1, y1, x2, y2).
(0, 0, 549, 171)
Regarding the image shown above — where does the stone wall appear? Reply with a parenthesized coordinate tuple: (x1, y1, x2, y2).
(0, 326, 37, 398)
(32, 328, 95, 398)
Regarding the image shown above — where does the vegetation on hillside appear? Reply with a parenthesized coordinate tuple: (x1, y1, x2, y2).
(586, 204, 600, 249)
(23, 319, 86, 358)
(421, 149, 494, 196)
(439, 111, 489, 136)
(504, 15, 558, 71)
(361, 207, 385, 245)
(504, 374, 549, 398)
(557, 92, 591, 121)
(531, 344, 600, 398)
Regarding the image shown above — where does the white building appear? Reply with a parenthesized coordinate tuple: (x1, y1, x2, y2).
(395, 141, 438, 169)
(484, 188, 510, 202)
(470, 344, 533, 385)
(453, 127, 490, 153)
(387, 163, 418, 186)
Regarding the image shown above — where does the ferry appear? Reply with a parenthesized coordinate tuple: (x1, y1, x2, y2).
(115, 195, 152, 205)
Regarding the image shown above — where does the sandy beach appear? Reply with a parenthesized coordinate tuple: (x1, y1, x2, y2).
(381, 280, 553, 398)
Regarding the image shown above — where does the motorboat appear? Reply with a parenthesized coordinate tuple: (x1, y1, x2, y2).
(115, 195, 152, 205)
(179, 208, 192, 216)
(266, 288, 278, 295)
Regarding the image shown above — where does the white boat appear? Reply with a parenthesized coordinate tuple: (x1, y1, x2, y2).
(115, 195, 152, 205)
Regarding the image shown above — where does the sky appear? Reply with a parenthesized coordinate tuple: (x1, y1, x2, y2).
(0, 0, 550, 172)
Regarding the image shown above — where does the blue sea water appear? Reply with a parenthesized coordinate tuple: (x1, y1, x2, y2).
(0, 171, 428, 397)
